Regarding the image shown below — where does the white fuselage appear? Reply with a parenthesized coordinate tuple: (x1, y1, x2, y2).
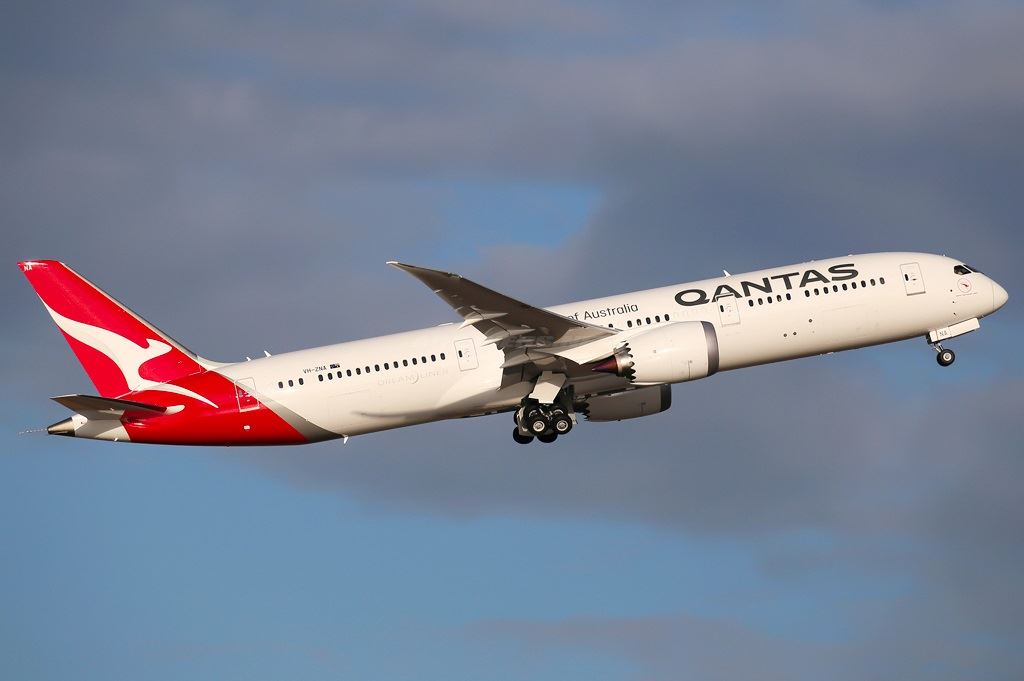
(216, 252, 1004, 439)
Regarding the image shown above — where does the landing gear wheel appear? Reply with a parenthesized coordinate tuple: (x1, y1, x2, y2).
(552, 414, 573, 435)
(512, 428, 533, 445)
(936, 348, 955, 367)
(526, 412, 550, 435)
(537, 432, 558, 444)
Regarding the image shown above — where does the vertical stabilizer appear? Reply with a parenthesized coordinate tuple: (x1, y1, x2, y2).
(18, 260, 209, 397)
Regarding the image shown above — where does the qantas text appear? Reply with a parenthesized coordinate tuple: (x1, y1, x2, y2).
(674, 263, 859, 307)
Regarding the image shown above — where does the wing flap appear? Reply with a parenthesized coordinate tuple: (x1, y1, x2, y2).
(388, 262, 617, 354)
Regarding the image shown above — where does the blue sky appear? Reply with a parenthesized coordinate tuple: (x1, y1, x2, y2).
(2, 1, 1023, 680)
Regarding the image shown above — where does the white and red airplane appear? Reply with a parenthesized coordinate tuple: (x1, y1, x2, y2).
(20, 253, 1008, 446)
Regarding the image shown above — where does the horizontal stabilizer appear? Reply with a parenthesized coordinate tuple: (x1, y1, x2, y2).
(51, 394, 170, 417)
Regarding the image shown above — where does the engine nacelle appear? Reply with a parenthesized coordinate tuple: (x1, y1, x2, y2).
(592, 321, 719, 385)
(580, 385, 672, 422)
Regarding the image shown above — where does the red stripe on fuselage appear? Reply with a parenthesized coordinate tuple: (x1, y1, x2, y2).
(120, 370, 309, 446)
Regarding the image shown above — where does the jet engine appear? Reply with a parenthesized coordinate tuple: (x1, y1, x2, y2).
(591, 321, 719, 385)
(579, 385, 672, 421)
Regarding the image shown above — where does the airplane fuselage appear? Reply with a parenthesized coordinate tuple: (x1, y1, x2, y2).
(25, 252, 1008, 445)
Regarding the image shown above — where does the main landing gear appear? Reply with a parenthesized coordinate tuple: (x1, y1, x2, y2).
(930, 339, 956, 367)
(512, 400, 575, 445)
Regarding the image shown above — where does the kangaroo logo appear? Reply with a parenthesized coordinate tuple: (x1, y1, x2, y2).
(43, 304, 218, 408)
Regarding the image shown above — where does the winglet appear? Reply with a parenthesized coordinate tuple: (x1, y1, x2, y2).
(387, 261, 462, 280)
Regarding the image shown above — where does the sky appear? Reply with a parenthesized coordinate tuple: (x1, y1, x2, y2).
(2, 1, 1023, 679)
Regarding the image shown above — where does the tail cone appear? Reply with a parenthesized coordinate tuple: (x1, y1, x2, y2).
(46, 417, 76, 437)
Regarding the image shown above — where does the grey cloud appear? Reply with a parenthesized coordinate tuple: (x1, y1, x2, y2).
(469, 608, 1016, 681)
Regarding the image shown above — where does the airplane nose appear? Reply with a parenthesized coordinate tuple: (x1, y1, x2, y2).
(992, 280, 1009, 311)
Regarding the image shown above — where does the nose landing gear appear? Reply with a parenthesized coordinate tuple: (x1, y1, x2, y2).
(930, 338, 956, 367)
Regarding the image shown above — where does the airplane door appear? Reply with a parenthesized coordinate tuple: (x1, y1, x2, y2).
(718, 297, 740, 326)
(454, 338, 479, 371)
(900, 262, 925, 295)
(235, 377, 260, 412)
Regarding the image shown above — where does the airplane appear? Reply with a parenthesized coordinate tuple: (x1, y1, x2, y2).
(18, 252, 1008, 446)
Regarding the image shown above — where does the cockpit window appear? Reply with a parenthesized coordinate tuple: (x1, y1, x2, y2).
(967, 264, 984, 274)
(954, 265, 971, 275)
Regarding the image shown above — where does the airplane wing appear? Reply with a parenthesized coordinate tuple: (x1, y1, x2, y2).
(51, 394, 170, 417)
(388, 262, 618, 367)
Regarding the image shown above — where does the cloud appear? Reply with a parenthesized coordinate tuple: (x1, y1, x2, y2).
(469, 606, 1016, 681)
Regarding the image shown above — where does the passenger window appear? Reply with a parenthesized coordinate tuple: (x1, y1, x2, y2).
(870, 278, 876, 286)
(318, 374, 324, 382)
(861, 280, 867, 288)
(655, 315, 661, 322)
(288, 380, 294, 387)
(758, 298, 764, 306)
(627, 320, 633, 327)
(384, 362, 389, 370)
(431, 354, 436, 362)
(814, 288, 820, 295)
(403, 359, 409, 366)
(412, 357, 417, 365)
(278, 381, 284, 389)
(880, 277, 886, 285)
(851, 281, 857, 289)
(356, 368, 361, 375)
(832, 285, 838, 292)
(777, 295, 782, 302)
(328, 373, 333, 380)
(805, 290, 810, 297)
(664, 314, 670, 321)
(786, 293, 792, 300)
(767, 297, 772, 304)
(440, 353, 446, 360)
(645, 317, 651, 324)
(374, 364, 380, 372)
(719, 305, 724, 312)
(346, 369, 352, 377)
(421, 356, 427, 364)
(748, 300, 754, 307)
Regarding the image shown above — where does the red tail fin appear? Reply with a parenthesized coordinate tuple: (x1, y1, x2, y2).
(18, 260, 206, 397)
